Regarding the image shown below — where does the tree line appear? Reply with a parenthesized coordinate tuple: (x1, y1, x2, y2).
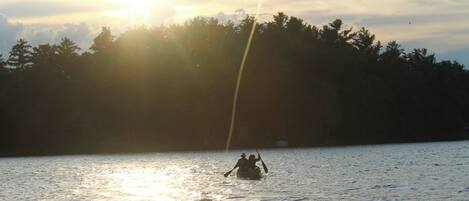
(0, 12, 468, 156)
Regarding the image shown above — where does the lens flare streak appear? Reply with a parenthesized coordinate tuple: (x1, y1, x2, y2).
(225, 0, 263, 151)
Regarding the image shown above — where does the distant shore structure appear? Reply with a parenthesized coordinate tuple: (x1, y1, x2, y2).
(275, 139, 289, 147)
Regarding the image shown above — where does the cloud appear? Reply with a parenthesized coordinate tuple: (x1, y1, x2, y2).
(439, 48, 469, 67)
(204, 9, 247, 24)
(0, 14, 98, 55)
(0, 0, 468, 66)
(0, 1, 104, 18)
(0, 14, 23, 55)
(56, 23, 95, 48)
(357, 13, 467, 26)
(20, 22, 98, 51)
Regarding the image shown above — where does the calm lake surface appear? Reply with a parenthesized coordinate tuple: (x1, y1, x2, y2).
(1, 141, 468, 201)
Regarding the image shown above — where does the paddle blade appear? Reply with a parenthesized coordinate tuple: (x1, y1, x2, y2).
(224, 170, 233, 177)
(261, 161, 268, 173)
(256, 149, 268, 173)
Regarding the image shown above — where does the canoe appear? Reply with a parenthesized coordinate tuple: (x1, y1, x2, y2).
(237, 166, 262, 180)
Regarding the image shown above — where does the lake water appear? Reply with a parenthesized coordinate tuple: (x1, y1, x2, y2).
(1, 141, 468, 201)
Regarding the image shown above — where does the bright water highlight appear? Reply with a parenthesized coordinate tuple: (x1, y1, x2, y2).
(1, 141, 468, 200)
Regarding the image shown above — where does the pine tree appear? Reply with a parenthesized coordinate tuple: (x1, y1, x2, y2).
(0, 54, 7, 74)
(57, 37, 80, 58)
(0, 54, 6, 68)
(32, 44, 57, 65)
(8, 39, 33, 70)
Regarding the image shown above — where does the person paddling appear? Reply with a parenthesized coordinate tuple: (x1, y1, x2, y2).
(235, 153, 249, 171)
(248, 153, 261, 170)
(224, 153, 249, 177)
(224, 151, 268, 177)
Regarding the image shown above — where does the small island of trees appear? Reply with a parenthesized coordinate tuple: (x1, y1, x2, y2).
(0, 12, 468, 156)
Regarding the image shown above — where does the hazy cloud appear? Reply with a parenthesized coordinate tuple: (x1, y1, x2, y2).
(215, 9, 245, 23)
(0, 0, 467, 65)
(56, 23, 95, 48)
(439, 48, 469, 67)
(20, 22, 98, 51)
(0, 1, 104, 18)
(0, 14, 98, 54)
(0, 14, 23, 55)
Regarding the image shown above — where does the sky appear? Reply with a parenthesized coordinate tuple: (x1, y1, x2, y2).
(0, 0, 468, 66)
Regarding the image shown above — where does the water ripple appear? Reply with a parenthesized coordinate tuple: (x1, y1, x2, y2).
(0, 141, 468, 200)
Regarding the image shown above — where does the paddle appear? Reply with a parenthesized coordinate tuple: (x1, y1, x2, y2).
(256, 149, 268, 173)
(224, 168, 235, 177)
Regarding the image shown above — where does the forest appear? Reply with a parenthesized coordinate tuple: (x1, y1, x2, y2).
(0, 13, 468, 156)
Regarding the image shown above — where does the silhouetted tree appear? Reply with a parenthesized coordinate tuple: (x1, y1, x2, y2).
(32, 44, 57, 66)
(407, 48, 436, 66)
(0, 13, 467, 156)
(273, 12, 289, 31)
(57, 37, 80, 58)
(0, 54, 6, 69)
(381, 41, 405, 61)
(90, 27, 113, 54)
(320, 19, 355, 45)
(352, 27, 381, 57)
(8, 39, 32, 70)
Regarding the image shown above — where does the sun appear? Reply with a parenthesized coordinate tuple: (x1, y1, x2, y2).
(124, 0, 151, 19)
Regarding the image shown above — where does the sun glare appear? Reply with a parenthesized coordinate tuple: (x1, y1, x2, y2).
(107, 0, 155, 22)
(125, 0, 151, 19)
(106, 167, 197, 200)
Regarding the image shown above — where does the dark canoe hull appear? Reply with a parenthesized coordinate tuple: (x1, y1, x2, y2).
(237, 167, 262, 180)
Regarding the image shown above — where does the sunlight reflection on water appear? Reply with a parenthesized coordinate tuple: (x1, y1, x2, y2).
(109, 168, 190, 200)
(88, 163, 207, 200)
(1, 141, 469, 200)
